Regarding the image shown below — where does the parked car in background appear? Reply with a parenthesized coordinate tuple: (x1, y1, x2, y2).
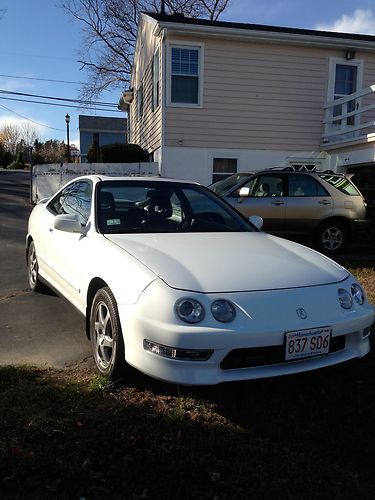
(209, 169, 368, 253)
(27, 175, 373, 385)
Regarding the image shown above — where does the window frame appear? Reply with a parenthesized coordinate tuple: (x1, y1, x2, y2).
(212, 157, 238, 184)
(327, 57, 363, 128)
(166, 41, 204, 108)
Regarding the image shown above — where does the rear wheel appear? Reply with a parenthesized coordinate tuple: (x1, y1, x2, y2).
(90, 287, 127, 379)
(27, 241, 43, 292)
(317, 221, 347, 254)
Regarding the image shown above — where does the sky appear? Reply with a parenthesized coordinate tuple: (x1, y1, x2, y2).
(2, 0, 375, 148)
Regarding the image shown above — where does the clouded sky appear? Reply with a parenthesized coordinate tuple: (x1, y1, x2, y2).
(1, 0, 375, 146)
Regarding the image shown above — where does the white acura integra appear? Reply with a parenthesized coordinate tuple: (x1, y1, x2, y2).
(27, 176, 374, 385)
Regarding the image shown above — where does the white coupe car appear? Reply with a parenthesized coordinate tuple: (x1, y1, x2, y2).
(27, 175, 374, 385)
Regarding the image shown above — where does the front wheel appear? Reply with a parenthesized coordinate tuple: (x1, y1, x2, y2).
(90, 287, 127, 379)
(27, 241, 43, 292)
(316, 221, 347, 254)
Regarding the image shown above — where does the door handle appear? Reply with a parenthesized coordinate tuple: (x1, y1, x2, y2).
(318, 200, 331, 205)
(271, 200, 284, 205)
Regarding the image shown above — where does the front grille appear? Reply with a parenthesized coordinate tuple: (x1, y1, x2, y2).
(220, 335, 346, 370)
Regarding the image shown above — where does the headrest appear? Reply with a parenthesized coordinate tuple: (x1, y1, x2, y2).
(100, 191, 115, 210)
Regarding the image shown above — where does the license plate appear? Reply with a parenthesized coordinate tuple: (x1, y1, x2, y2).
(285, 327, 331, 361)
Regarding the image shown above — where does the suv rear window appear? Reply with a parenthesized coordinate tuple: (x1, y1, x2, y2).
(319, 175, 360, 196)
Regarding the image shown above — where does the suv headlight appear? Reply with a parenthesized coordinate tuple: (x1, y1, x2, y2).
(338, 288, 353, 309)
(175, 298, 205, 323)
(351, 284, 365, 305)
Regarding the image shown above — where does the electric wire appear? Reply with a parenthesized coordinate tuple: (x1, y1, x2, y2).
(0, 74, 83, 85)
(0, 89, 118, 107)
(0, 95, 122, 113)
(0, 103, 66, 131)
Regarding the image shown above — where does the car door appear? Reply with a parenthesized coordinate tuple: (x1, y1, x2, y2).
(284, 174, 333, 234)
(227, 173, 286, 233)
(44, 180, 93, 308)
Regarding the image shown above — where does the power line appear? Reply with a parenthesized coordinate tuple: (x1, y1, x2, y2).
(0, 74, 83, 85)
(0, 95, 122, 113)
(0, 89, 118, 107)
(0, 103, 66, 131)
(0, 50, 76, 62)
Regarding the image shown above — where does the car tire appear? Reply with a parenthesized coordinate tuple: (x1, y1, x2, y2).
(317, 221, 347, 254)
(27, 241, 44, 292)
(90, 287, 127, 379)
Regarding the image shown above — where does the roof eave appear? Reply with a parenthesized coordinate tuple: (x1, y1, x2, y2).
(154, 21, 375, 51)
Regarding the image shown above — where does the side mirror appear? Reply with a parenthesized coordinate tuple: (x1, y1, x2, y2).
(249, 215, 263, 230)
(239, 187, 250, 197)
(54, 213, 84, 233)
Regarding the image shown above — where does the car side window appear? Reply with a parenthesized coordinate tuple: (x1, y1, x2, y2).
(239, 175, 284, 197)
(287, 174, 329, 197)
(48, 181, 93, 225)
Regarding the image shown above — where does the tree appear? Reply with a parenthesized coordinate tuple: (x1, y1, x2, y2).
(33, 139, 67, 164)
(0, 124, 21, 155)
(61, 0, 230, 100)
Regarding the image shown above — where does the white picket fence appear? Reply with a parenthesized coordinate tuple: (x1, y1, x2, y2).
(31, 162, 159, 203)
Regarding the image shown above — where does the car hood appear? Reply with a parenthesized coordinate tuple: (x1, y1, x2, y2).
(106, 232, 349, 293)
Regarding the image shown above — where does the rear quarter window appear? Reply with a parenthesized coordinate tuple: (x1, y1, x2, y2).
(319, 175, 360, 196)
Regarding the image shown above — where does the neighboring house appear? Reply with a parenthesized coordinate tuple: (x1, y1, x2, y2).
(79, 115, 127, 162)
(119, 12, 375, 203)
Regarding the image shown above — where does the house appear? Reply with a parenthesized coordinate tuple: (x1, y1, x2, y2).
(119, 12, 375, 205)
(79, 115, 127, 162)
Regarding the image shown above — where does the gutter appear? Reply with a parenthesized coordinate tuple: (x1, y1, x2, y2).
(153, 22, 375, 52)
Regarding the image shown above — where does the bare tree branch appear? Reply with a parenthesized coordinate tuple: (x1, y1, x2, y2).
(61, 0, 230, 99)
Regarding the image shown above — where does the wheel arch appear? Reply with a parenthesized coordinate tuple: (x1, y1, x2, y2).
(316, 216, 350, 237)
(26, 235, 33, 264)
(85, 277, 109, 338)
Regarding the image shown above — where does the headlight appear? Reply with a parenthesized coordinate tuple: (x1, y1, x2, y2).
(338, 288, 353, 309)
(175, 298, 205, 323)
(351, 284, 365, 305)
(211, 300, 236, 323)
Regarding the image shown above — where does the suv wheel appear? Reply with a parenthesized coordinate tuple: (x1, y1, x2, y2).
(317, 221, 347, 254)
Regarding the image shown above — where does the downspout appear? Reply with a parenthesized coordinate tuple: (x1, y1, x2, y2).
(160, 27, 166, 177)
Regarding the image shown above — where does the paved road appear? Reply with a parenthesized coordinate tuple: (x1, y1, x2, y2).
(0, 170, 92, 368)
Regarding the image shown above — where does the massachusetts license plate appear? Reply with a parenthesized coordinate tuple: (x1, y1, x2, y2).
(285, 327, 331, 361)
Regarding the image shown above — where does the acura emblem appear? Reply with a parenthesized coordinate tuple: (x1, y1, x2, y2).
(296, 308, 307, 319)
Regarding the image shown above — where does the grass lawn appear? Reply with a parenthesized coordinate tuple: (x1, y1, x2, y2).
(1, 263, 374, 499)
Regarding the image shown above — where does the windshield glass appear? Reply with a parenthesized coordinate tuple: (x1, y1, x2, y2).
(208, 173, 253, 195)
(319, 175, 360, 196)
(97, 180, 254, 234)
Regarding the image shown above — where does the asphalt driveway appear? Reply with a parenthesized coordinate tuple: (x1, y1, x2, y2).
(0, 170, 92, 368)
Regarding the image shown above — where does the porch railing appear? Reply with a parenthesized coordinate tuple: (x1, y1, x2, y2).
(323, 84, 375, 143)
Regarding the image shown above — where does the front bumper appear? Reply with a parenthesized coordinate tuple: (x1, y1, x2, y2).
(116, 279, 374, 385)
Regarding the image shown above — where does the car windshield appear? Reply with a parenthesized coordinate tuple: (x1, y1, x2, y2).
(97, 180, 254, 234)
(319, 175, 361, 196)
(208, 173, 254, 196)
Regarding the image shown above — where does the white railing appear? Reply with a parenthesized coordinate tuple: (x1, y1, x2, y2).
(323, 84, 375, 143)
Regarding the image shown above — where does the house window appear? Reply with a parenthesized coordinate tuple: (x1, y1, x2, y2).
(152, 49, 160, 111)
(212, 158, 237, 183)
(171, 46, 200, 105)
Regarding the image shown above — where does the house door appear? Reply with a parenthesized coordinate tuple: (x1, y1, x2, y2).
(327, 59, 363, 140)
